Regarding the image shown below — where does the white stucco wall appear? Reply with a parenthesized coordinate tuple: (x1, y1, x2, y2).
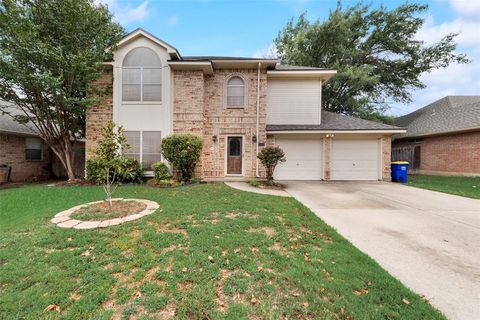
(112, 37, 172, 134)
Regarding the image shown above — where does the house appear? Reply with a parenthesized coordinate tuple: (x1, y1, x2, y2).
(393, 96, 480, 176)
(86, 29, 404, 181)
(0, 101, 85, 182)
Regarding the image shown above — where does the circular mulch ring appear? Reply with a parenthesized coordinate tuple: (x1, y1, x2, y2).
(50, 198, 159, 229)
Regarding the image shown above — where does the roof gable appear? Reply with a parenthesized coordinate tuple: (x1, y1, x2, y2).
(116, 28, 181, 60)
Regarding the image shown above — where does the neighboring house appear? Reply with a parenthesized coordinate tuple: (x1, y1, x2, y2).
(0, 101, 85, 182)
(86, 29, 404, 181)
(393, 96, 480, 176)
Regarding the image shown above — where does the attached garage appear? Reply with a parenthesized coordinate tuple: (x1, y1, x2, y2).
(331, 139, 380, 180)
(274, 137, 323, 180)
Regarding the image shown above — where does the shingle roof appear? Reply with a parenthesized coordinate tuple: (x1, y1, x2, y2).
(267, 110, 402, 131)
(394, 96, 480, 138)
(0, 101, 39, 136)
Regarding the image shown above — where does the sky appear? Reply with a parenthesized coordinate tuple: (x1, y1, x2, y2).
(101, 0, 480, 116)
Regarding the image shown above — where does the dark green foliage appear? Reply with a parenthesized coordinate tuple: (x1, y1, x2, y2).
(275, 2, 469, 122)
(151, 162, 171, 181)
(86, 158, 144, 184)
(0, 0, 124, 179)
(257, 147, 286, 182)
(161, 134, 203, 182)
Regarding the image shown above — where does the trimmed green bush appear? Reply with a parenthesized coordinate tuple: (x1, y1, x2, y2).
(161, 134, 203, 182)
(257, 147, 286, 183)
(151, 162, 171, 181)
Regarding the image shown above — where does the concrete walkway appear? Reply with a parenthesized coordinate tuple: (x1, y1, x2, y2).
(284, 181, 480, 320)
(225, 182, 291, 197)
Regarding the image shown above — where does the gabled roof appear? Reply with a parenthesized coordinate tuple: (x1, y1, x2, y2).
(394, 96, 480, 138)
(117, 28, 181, 60)
(0, 101, 39, 136)
(267, 110, 403, 132)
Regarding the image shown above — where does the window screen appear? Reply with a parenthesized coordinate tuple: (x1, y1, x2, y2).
(122, 47, 162, 102)
(25, 137, 42, 160)
(226, 76, 245, 106)
(123, 131, 161, 170)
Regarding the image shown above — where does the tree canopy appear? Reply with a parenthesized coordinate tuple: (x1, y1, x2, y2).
(0, 0, 124, 179)
(275, 2, 469, 122)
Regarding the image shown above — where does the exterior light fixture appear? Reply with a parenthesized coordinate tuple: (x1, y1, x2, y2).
(212, 135, 217, 142)
(252, 134, 257, 143)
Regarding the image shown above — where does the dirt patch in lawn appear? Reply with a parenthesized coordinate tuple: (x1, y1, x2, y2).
(70, 200, 147, 221)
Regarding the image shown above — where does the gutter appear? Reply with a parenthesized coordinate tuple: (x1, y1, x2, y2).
(267, 129, 407, 134)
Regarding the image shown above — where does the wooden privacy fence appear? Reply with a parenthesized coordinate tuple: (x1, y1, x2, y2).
(391, 145, 421, 170)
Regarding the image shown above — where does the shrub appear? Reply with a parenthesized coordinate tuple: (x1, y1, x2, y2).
(151, 162, 171, 181)
(257, 147, 286, 183)
(161, 134, 203, 182)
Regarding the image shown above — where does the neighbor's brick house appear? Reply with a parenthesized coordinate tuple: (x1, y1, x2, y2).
(87, 29, 404, 181)
(393, 96, 480, 176)
(0, 101, 86, 182)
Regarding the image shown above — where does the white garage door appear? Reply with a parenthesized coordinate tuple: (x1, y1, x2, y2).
(274, 138, 323, 180)
(331, 139, 380, 180)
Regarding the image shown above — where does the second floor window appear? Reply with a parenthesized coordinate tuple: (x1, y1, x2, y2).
(226, 76, 245, 107)
(122, 47, 162, 102)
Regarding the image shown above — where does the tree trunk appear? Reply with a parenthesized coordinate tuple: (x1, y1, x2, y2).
(49, 134, 76, 181)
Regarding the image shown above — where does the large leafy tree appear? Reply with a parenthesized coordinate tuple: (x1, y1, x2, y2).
(275, 2, 469, 122)
(0, 0, 124, 179)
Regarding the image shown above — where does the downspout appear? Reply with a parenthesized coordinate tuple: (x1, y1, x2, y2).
(255, 62, 261, 177)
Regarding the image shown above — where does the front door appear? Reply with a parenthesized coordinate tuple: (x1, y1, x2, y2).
(227, 136, 242, 175)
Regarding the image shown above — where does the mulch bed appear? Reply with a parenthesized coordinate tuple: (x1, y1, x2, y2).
(70, 200, 147, 221)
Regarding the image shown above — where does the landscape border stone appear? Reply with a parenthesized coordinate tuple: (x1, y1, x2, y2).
(50, 198, 160, 229)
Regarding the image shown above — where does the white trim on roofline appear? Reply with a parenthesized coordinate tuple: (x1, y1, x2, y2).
(168, 61, 214, 75)
(117, 28, 181, 60)
(267, 70, 337, 81)
(268, 129, 406, 134)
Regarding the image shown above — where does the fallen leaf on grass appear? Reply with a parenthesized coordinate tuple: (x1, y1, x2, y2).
(181, 267, 188, 273)
(354, 288, 369, 296)
(251, 295, 258, 304)
(291, 292, 301, 297)
(134, 291, 142, 298)
(257, 266, 263, 272)
(402, 298, 411, 305)
(45, 304, 60, 312)
(80, 250, 90, 257)
(208, 255, 214, 263)
(251, 247, 259, 253)
(66, 237, 73, 242)
(301, 302, 309, 308)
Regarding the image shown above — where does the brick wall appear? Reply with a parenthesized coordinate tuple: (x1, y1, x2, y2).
(382, 135, 392, 180)
(85, 67, 113, 160)
(0, 134, 50, 182)
(173, 68, 267, 179)
(392, 131, 480, 175)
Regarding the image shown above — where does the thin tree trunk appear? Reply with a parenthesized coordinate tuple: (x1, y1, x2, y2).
(49, 135, 76, 181)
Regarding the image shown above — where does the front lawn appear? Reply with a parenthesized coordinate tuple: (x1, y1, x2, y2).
(0, 183, 444, 319)
(408, 175, 480, 199)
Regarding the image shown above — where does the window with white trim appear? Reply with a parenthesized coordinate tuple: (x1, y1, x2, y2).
(226, 76, 245, 107)
(122, 47, 162, 102)
(25, 137, 42, 161)
(124, 131, 162, 170)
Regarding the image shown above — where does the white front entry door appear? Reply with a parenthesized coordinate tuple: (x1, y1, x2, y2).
(274, 138, 323, 180)
(331, 139, 380, 180)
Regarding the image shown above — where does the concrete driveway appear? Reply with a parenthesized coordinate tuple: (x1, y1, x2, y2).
(284, 181, 480, 320)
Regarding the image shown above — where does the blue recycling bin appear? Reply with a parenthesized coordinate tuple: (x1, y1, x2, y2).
(391, 161, 409, 183)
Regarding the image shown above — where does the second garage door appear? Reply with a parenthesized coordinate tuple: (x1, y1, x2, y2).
(331, 139, 380, 180)
(274, 138, 323, 180)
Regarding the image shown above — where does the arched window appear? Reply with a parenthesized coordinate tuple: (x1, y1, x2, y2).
(122, 47, 162, 102)
(226, 76, 245, 107)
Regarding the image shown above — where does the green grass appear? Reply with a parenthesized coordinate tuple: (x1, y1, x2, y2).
(408, 175, 480, 199)
(0, 183, 445, 319)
